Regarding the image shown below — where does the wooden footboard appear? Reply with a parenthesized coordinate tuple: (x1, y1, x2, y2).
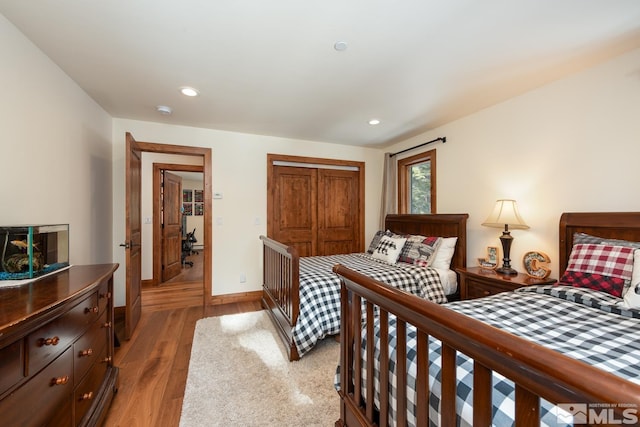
(334, 265, 640, 427)
(260, 235, 301, 361)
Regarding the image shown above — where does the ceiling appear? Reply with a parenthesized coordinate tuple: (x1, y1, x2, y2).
(2, 1, 639, 148)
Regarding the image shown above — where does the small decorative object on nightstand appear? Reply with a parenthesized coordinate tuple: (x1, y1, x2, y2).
(523, 251, 551, 279)
(457, 266, 556, 300)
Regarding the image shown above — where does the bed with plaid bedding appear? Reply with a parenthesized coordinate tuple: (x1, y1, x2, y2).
(295, 253, 447, 358)
(356, 285, 640, 426)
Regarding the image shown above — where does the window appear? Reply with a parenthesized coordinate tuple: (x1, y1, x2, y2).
(397, 149, 436, 214)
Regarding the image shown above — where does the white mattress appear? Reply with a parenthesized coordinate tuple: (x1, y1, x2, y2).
(435, 268, 458, 295)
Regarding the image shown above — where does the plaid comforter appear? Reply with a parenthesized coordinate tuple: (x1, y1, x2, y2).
(356, 285, 640, 426)
(294, 253, 446, 358)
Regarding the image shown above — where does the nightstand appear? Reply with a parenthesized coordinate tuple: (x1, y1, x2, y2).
(457, 266, 556, 300)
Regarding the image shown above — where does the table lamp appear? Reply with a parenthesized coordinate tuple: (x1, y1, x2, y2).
(481, 199, 529, 275)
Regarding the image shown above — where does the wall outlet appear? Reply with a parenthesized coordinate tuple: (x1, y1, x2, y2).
(239, 272, 246, 283)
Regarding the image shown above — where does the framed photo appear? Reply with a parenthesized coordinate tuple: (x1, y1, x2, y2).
(183, 203, 193, 216)
(194, 203, 204, 216)
(183, 189, 193, 203)
(486, 246, 499, 265)
(194, 190, 203, 203)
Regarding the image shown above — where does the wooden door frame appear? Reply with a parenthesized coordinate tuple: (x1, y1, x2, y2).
(152, 163, 204, 286)
(131, 141, 212, 307)
(267, 153, 366, 252)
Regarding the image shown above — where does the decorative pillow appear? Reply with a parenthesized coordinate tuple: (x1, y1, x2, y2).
(430, 237, 458, 270)
(398, 235, 442, 267)
(371, 235, 407, 264)
(573, 232, 640, 249)
(572, 233, 640, 295)
(623, 249, 640, 308)
(560, 243, 635, 298)
(367, 230, 392, 254)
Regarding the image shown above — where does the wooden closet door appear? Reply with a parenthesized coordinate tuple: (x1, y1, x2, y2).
(272, 165, 317, 257)
(317, 169, 360, 255)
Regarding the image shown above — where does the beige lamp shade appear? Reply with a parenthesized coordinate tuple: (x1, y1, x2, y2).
(482, 199, 529, 230)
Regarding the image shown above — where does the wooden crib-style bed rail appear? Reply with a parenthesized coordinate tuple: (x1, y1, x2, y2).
(260, 235, 301, 360)
(334, 265, 640, 427)
(260, 214, 468, 361)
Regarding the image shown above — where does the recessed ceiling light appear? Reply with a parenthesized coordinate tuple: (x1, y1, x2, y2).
(368, 119, 380, 125)
(334, 41, 348, 51)
(180, 87, 199, 97)
(156, 105, 172, 115)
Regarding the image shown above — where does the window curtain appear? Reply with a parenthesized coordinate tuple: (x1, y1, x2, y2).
(379, 152, 397, 228)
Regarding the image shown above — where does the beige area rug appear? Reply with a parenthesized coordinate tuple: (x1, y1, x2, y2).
(179, 310, 340, 426)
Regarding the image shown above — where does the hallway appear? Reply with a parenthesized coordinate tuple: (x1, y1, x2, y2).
(142, 250, 204, 311)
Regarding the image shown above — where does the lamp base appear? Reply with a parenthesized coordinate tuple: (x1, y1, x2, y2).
(496, 266, 518, 275)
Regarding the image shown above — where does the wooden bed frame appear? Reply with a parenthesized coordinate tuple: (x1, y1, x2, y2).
(260, 213, 469, 361)
(334, 212, 640, 426)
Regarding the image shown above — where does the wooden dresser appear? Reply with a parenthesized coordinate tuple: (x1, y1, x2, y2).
(0, 264, 119, 427)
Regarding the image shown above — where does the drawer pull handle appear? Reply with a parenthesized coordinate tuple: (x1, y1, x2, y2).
(79, 348, 93, 357)
(80, 392, 94, 401)
(102, 356, 113, 363)
(38, 336, 60, 346)
(51, 376, 69, 386)
(99, 292, 112, 299)
(85, 306, 99, 314)
(102, 321, 112, 329)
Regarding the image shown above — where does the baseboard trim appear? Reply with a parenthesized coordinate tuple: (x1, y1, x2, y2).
(209, 290, 262, 306)
(114, 290, 262, 312)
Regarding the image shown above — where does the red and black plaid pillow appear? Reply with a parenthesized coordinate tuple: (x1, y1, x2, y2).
(560, 243, 634, 298)
(398, 235, 442, 266)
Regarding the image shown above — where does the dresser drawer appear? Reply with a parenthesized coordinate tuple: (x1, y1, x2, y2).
(26, 293, 99, 376)
(74, 344, 109, 425)
(97, 278, 111, 316)
(0, 340, 24, 397)
(465, 279, 502, 299)
(0, 346, 73, 427)
(73, 311, 108, 383)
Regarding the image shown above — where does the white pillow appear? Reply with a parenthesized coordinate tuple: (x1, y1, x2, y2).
(623, 249, 640, 308)
(430, 237, 458, 270)
(371, 235, 407, 265)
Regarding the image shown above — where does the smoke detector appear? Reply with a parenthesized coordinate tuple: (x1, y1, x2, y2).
(156, 105, 172, 115)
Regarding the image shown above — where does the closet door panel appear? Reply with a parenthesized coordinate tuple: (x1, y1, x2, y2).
(272, 166, 317, 257)
(317, 169, 359, 256)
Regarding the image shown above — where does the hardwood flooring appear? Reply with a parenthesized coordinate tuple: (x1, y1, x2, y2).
(142, 251, 205, 312)
(105, 278, 261, 426)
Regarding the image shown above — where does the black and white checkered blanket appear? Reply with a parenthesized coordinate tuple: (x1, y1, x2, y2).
(294, 253, 446, 357)
(354, 285, 640, 426)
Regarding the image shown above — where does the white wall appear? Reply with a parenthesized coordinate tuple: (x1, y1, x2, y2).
(0, 15, 113, 265)
(388, 47, 640, 278)
(111, 120, 383, 306)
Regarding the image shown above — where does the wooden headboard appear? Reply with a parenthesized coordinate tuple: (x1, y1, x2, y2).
(384, 214, 469, 273)
(559, 212, 640, 273)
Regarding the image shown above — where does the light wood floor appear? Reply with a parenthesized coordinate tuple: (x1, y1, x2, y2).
(105, 279, 261, 426)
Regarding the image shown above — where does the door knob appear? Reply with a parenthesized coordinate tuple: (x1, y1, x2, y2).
(119, 241, 131, 249)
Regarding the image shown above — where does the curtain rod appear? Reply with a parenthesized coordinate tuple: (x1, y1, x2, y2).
(389, 136, 446, 157)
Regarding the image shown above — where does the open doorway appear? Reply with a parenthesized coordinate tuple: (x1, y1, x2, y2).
(124, 135, 211, 338)
(151, 165, 204, 287)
